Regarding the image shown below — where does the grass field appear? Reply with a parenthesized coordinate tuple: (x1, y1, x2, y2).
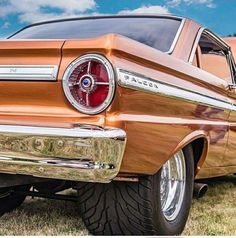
(0, 176, 236, 235)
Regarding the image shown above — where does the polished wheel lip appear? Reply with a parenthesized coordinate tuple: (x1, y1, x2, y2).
(160, 150, 186, 221)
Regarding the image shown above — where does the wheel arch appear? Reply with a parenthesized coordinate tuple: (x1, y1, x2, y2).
(169, 130, 209, 176)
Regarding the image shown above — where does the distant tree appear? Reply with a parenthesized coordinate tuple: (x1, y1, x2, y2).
(227, 33, 236, 37)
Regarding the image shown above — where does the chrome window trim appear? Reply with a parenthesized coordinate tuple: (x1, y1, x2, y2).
(189, 28, 230, 64)
(117, 68, 233, 111)
(9, 14, 185, 54)
(228, 51, 236, 85)
(203, 30, 230, 49)
(188, 27, 205, 64)
(226, 51, 235, 84)
(62, 54, 115, 115)
(167, 18, 186, 54)
(188, 28, 235, 84)
(0, 65, 58, 81)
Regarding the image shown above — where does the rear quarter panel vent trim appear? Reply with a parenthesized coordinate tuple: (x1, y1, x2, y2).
(0, 65, 58, 81)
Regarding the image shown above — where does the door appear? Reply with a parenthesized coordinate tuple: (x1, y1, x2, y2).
(224, 51, 236, 167)
(191, 30, 234, 174)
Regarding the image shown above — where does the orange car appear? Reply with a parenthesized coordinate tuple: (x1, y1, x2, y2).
(0, 15, 235, 235)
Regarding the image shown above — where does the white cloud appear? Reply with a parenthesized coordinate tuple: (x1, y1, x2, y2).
(166, 0, 181, 6)
(118, 5, 170, 15)
(0, 0, 217, 26)
(2, 22, 10, 29)
(167, 0, 215, 8)
(0, 0, 96, 23)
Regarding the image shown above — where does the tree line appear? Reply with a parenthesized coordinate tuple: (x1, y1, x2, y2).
(227, 33, 236, 37)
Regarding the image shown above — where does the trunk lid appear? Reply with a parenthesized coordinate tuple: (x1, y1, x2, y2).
(0, 40, 87, 127)
(0, 40, 63, 73)
(0, 39, 106, 128)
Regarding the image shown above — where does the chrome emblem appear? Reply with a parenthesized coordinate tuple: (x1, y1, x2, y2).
(117, 68, 159, 92)
(116, 68, 233, 112)
(9, 68, 17, 73)
(0, 65, 58, 81)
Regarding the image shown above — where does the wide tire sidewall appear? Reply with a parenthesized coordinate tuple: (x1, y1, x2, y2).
(151, 145, 194, 235)
(0, 185, 30, 215)
(77, 145, 194, 235)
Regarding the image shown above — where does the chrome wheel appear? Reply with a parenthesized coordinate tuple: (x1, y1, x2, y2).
(160, 150, 186, 221)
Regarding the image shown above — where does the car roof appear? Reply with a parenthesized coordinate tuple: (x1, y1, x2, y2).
(23, 14, 186, 27)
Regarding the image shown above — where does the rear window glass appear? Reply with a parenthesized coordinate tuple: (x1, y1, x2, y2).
(10, 17, 182, 52)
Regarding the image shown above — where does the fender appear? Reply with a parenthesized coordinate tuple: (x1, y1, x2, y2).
(169, 130, 210, 175)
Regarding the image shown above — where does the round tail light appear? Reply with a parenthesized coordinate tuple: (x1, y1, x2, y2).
(62, 54, 115, 115)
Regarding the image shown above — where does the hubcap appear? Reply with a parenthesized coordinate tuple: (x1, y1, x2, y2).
(160, 150, 186, 221)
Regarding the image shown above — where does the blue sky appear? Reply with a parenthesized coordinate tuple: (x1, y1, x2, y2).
(0, 0, 235, 38)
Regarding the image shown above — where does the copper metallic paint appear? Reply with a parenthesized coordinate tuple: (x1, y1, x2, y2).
(0, 18, 235, 180)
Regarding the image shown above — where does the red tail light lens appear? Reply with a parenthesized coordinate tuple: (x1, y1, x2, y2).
(62, 54, 115, 114)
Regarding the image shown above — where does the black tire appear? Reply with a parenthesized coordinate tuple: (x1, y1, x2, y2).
(0, 185, 30, 216)
(77, 145, 194, 235)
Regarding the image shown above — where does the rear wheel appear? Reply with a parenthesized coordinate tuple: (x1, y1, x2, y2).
(0, 185, 30, 216)
(77, 145, 194, 235)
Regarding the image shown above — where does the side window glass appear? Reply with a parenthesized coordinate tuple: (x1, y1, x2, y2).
(198, 33, 232, 83)
(192, 52, 198, 67)
(192, 46, 202, 68)
(230, 56, 236, 83)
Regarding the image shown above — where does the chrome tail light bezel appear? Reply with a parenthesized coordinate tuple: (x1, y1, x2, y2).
(62, 54, 115, 115)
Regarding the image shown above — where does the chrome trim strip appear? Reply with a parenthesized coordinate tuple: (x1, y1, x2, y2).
(9, 15, 185, 55)
(0, 65, 58, 81)
(189, 28, 231, 63)
(0, 124, 126, 138)
(0, 125, 126, 183)
(204, 29, 230, 49)
(167, 18, 186, 54)
(229, 51, 236, 84)
(9, 14, 185, 39)
(0, 157, 114, 170)
(117, 68, 232, 111)
(188, 27, 205, 64)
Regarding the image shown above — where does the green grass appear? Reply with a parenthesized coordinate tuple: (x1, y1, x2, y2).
(0, 176, 236, 235)
(183, 176, 236, 235)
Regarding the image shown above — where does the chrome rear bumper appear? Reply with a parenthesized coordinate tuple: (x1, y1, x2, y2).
(0, 125, 126, 183)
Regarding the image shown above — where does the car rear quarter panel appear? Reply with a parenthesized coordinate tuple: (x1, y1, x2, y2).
(99, 34, 231, 178)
